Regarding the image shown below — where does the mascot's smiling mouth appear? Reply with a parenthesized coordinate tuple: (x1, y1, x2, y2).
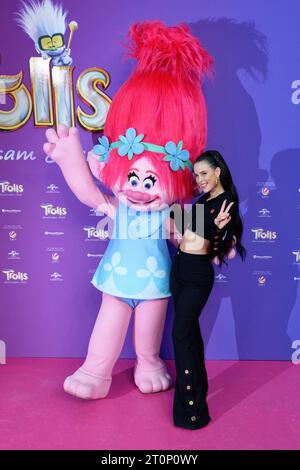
(127, 196, 159, 205)
(123, 190, 160, 205)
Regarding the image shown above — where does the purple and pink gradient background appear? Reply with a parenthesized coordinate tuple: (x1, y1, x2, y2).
(0, 0, 299, 359)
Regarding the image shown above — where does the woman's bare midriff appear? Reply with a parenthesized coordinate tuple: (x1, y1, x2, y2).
(179, 229, 211, 255)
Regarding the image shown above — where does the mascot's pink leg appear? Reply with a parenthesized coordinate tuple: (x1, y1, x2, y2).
(63, 293, 132, 399)
(133, 298, 172, 393)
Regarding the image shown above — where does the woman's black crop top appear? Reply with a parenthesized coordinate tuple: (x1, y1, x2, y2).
(169, 191, 236, 256)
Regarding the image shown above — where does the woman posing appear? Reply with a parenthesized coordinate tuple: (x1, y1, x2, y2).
(169, 149, 246, 430)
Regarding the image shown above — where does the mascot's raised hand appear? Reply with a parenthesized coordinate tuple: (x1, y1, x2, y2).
(43, 125, 83, 165)
(44, 124, 110, 216)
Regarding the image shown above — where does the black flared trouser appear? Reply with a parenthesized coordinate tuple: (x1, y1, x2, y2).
(170, 248, 214, 430)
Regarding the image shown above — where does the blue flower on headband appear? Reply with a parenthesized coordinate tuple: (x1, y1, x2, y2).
(118, 128, 145, 160)
(163, 141, 190, 171)
(93, 135, 111, 163)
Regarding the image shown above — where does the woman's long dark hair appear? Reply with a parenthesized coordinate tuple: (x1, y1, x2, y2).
(195, 150, 246, 265)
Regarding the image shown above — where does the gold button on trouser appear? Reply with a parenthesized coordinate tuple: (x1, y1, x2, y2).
(189, 400, 194, 406)
(191, 416, 196, 422)
(184, 369, 189, 374)
(186, 385, 191, 390)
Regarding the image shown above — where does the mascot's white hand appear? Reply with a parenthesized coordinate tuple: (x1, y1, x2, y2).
(43, 124, 84, 167)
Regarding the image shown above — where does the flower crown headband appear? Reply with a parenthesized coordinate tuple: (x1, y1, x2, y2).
(93, 127, 193, 172)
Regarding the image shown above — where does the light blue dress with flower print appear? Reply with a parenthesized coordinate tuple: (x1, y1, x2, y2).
(91, 202, 172, 299)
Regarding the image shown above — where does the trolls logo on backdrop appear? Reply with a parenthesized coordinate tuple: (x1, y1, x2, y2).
(2, 269, 29, 282)
(0, 181, 24, 195)
(292, 251, 300, 263)
(40, 203, 67, 218)
(83, 226, 109, 241)
(0, 0, 111, 132)
(251, 228, 277, 241)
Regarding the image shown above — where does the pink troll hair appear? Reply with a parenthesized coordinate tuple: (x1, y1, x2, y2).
(100, 21, 213, 203)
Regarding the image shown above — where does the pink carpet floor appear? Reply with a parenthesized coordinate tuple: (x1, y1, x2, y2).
(0, 359, 299, 450)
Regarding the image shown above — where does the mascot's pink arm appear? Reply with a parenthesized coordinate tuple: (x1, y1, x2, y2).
(43, 125, 117, 219)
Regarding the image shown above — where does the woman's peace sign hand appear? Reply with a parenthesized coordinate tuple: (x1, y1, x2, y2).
(214, 199, 234, 230)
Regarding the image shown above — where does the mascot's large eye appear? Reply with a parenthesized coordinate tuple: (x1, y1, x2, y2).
(143, 175, 156, 190)
(128, 172, 139, 187)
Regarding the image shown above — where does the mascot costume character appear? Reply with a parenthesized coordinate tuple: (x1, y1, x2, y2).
(43, 20, 212, 399)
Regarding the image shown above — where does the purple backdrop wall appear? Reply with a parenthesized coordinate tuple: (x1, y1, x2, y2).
(1, 0, 299, 360)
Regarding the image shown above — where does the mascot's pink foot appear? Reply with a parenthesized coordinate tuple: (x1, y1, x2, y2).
(134, 363, 172, 394)
(63, 367, 112, 400)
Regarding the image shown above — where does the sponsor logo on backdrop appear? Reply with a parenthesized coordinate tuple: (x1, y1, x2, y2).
(2, 224, 22, 241)
(89, 208, 104, 217)
(261, 187, 269, 197)
(46, 247, 63, 262)
(253, 270, 272, 287)
(9, 231, 17, 241)
(0, 149, 37, 161)
(3, 224, 22, 229)
(45, 231, 64, 236)
(215, 273, 227, 283)
(46, 184, 60, 194)
(87, 253, 103, 258)
(256, 181, 275, 198)
(258, 276, 266, 285)
(291, 80, 300, 105)
(291, 340, 300, 365)
(258, 208, 271, 218)
(2, 269, 29, 283)
(292, 251, 300, 263)
(0, 181, 24, 195)
(41, 204, 67, 218)
(8, 250, 21, 259)
(83, 226, 109, 241)
(2, 208, 22, 214)
(251, 228, 277, 242)
(50, 272, 63, 281)
(51, 252, 60, 262)
(253, 255, 273, 260)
